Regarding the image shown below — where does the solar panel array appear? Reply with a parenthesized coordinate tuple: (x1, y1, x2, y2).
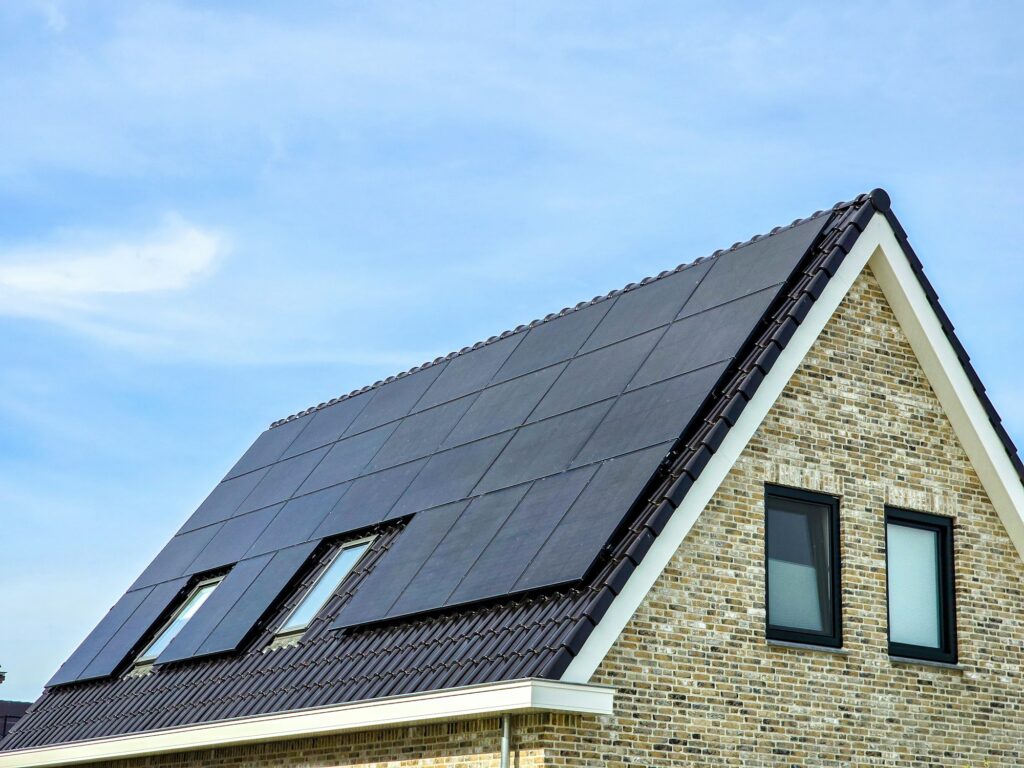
(46, 214, 827, 686)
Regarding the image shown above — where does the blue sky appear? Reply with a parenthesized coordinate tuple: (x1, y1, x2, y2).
(1, 1, 1022, 701)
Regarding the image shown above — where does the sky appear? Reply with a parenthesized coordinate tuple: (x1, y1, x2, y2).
(1, 0, 1022, 702)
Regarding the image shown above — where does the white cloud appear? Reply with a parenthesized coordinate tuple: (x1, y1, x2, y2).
(0, 215, 220, 300)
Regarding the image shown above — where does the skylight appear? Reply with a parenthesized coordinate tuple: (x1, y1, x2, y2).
(135, 578, 221, 664)
(278, 539, 371, 635)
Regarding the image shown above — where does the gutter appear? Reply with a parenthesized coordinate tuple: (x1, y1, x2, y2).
(0, 679, 613, 768)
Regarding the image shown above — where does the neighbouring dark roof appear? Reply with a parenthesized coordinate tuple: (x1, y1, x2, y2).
(0, 702, 30, 740)
(5, 190, 1020, 753)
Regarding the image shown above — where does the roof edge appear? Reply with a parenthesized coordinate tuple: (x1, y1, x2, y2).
(0, 679, 613, 767)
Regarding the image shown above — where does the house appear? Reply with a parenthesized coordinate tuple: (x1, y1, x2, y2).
(2, 189, 1023, 766)
(0, 704, 29, 742)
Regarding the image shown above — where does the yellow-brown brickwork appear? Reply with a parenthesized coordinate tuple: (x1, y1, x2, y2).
(86, 266, 1024, 766)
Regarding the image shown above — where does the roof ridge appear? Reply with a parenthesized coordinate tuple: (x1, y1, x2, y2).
(269, 193, 870, 429)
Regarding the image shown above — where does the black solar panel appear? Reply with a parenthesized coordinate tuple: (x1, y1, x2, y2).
(187, 505, 281, 575)
(346, 364, 448, 435)
(473, 401, 612, 494)
(387, 485, 530, 618)
(492, 300, 612, 382)
(518, 443, 672, 590)
(224, 415, 310, 480)
(55, 213, 830, 681)
(280, 393, 371, 459)
(440, 364, 565, 448)
(331, 502, 468, 629)
(46, 588, 154, 686)
(77, 577, 190, 682)
(415, 334, 522, 410)
(156, 556, 273, 664)
(579, 261, 713, 353)
(448, 466, 599, 605)
(177, 467, 270, 534)
(528, 327, 663, 421)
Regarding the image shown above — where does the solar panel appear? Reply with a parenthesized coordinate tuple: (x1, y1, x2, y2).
(528, 328, 663, 422)
(331, 502, 468, 629)
(389, 433, 514, 517)
(440, 364, 565, 449)
(223, 415, 310, 480)
(45, 588, 153, 687)
(155, 555, 273, 664)
(387, 485, 530, 618)
(679, 215, 827, 318)
(573, 362, 729, 467)
(447, 466, 598, 605)
(197, 542, 320, 656)
(295, 423, 398, 496)
(365, 395, 477, 473)
(187, 505, 281, 575)
(472, 401, 612, 494)
(177, 467, 270, 534)
(492, 300, 612, 382)
(130, 524, 223, 591)
(78, 577, 190, 681)
(518, 443, 673, 590)
(579, 261, 713, 354)
(345, 363, 449, 435)
(244, 484, 350, 558)
(415, 334, 522, 410)
(628, 287, 778, 391)
(315, 458, 427, 536)
(234, 445, 330, 515)
(280, 393, 371, 459)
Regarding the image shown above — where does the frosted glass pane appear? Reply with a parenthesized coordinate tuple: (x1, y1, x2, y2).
(139, 581, 218, 661)
(768, 559, 823, 631)
(766, 498, 831, 633)
(887, 523, 941, 648)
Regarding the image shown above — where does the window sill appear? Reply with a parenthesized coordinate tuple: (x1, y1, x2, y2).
(889, 655, 961, 671)
(766, 639, 850, 656)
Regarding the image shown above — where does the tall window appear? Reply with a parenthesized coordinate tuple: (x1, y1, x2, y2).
(765, 486, 841, 647)
(886, 508, 956, 663)
(136, 577, 221, 665)
(277, 538, 371, 636)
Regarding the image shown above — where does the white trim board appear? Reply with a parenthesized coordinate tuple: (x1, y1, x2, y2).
(0, 679, 613, 768)
(562, 211, 1024, 683)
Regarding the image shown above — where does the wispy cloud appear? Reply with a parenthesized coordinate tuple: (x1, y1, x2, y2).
(0, 215, 220, 299)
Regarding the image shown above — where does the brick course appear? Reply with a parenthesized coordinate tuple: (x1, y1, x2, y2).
(80, 266, 1024, 766)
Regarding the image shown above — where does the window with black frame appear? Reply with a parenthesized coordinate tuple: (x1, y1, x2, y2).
(765, 486, 842, 647)
(885, 508, 956, 663)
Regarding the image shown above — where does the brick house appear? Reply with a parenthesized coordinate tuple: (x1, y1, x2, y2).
(3, 189, 1023, 766)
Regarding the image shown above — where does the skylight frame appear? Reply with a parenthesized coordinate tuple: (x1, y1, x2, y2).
(133, 576, 223, 667)
(276, 536, 374, 638)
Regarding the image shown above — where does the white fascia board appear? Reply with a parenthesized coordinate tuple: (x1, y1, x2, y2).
(561, 214, 889, 683)
(0, 679, 613, 768)
(868, 226, 1024, 562)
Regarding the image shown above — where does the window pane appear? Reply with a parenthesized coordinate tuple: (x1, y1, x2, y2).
(280, 542, 369, 633)
(140, 581, 217, 661)
(887, 523, 941, 648)
(767, 497, 832, 633)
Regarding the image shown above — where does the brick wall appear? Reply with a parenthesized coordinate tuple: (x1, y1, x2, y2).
(86, 265, 1024, 766)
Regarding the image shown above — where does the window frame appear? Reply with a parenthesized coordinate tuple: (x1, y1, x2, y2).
(884, 507, 957, 664)
(764, 484, 843, 648)
(134, 576, 223, 666)
(275, 535, 373, 638)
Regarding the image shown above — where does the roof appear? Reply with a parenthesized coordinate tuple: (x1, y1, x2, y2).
(5, 190, 1020, 753)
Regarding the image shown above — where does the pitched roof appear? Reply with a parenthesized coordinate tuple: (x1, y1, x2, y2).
(6, 190, 1018, 753)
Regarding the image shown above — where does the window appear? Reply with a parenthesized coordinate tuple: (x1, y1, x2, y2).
(765, 486, 842, 647)
(277, 539, 371, 636)
(135, 577, 221, 665)
(885, 508, 956, 663)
